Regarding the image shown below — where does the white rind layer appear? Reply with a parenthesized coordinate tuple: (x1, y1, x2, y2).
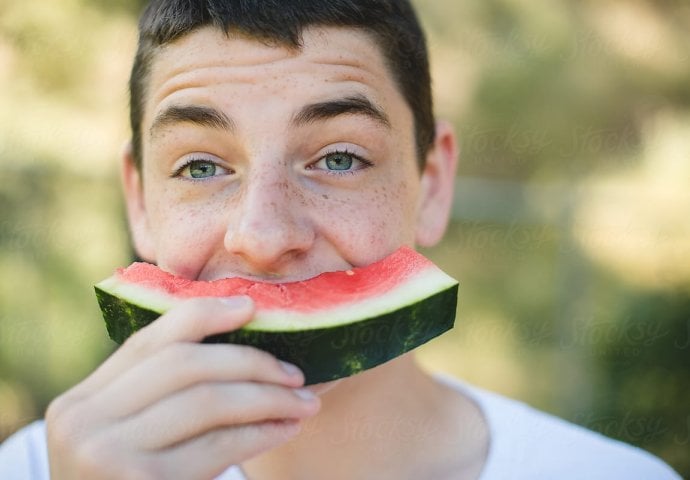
(96, 266, 458, 331)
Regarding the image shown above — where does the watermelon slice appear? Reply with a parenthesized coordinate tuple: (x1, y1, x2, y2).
(95, 246, 458, 384)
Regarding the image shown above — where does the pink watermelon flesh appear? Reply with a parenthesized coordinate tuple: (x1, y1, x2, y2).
(96, 246, 459, 383)
(113, 246, 434, 313)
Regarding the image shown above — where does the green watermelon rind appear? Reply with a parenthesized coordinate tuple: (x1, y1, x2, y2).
(95, 283, 458, 385)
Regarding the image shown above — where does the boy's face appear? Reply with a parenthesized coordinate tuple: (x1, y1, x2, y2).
(123, 26, 455, 281)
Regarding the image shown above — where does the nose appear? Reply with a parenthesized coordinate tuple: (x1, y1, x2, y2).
(224, 172, 314, 274)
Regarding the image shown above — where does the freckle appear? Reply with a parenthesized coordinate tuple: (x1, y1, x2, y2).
(292, 189, 310, 207)
(322, 194, 329, 200)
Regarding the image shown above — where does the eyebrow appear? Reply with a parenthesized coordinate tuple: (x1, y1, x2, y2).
(149, 93, 390, 139)
(291, 94, 391, 129)
(149, 104, 235, 138)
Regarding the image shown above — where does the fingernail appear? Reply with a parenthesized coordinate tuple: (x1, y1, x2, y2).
(219, 296, 252, 309)
(280, 361, 302, 377)
(293, 388, 316, 401)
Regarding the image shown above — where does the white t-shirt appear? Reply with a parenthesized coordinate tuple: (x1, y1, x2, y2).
(0, 376, 680, 479)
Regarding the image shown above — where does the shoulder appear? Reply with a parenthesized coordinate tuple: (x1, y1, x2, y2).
(0, 420, 50, 480)
(437, 376, 681, 480)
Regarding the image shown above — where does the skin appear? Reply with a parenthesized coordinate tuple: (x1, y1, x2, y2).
(46, 27, 488, 479)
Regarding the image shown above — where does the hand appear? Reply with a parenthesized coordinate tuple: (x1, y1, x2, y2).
(45, 296, 320, 479)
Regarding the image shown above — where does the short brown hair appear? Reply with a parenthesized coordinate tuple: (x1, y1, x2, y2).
(129, 0, 435, 169)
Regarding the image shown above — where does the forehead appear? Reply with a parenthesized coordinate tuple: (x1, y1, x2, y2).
(143, 26, 407, 131)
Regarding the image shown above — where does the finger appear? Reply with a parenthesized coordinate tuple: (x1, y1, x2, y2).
(90, 343, 305, 419)
(74, 297, 254, 396)
(151, 420, 302, 480)
(134, 296, 255, 346)
(109, 382, 320, 450)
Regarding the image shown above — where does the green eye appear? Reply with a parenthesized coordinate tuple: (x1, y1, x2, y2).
(189, 161, 217, 178)
(306, 149, 372, 175)
(325, 152, 354, 171)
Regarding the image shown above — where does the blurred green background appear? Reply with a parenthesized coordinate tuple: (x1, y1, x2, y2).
(1, 0, 689, 475)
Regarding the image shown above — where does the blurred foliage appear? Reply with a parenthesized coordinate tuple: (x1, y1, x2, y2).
(587, 291, 690, 470)
(1, 0, 689, 476)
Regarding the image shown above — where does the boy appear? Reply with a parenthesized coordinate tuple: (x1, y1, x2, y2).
(0, 1, 681, 478)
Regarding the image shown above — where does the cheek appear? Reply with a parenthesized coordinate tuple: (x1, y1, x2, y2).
(317, 179, 419, 261)
(146, 188, 226, 277)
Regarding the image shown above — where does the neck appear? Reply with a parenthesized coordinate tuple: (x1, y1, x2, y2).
(241, 353, 488, 480)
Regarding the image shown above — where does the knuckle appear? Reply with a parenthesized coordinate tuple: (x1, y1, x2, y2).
(234, 421, 297, 453)
(180, 297, 217, 321)
(184, 296, 215, 309)
(46, 388, 87, 421)
(73, 440, 106, 474)
(242, 384, 294, 416)
(162, 342, 198, 365)
(162, 343, 207, 382)
(231, 343, 259, 363)
(47, 404, 87, 451)
(45, 394, 69, 421)
(73, 435, 158, 480)
(72, 434, 119, 476)
(281, 388, 310, 410)
(168, 298, 220, 336)
(235, 345, 279, 374)
(122, 329, 153, 356)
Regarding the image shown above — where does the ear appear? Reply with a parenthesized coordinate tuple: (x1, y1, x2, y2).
(121, 142, 156, 262)
(415, 120, 458, 247)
